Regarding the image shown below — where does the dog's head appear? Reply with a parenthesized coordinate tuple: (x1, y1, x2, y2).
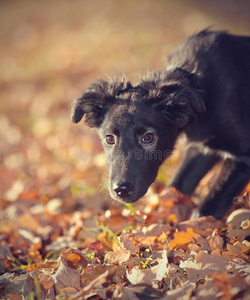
(72, 69, 205, 203)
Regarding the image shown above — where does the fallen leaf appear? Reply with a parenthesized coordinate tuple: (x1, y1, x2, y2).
(17, 213, 41, 233)
(3, 274, 30, 295)
(74, 270, 109, 298)
(60, 248, 87, 268)
(155, 249, 168, 281)
(177, 216, 224, 237)
(170, 227, 198, 250)
(99, 232, 113, 250)
(53, 261, 80, 291)
(4, 295, 22, 300)
(38, 272, 55, 290)
(0, 273, 14, 288)
(158, 187, 194, 222)
(226, 209, 250, 240)
(22, 273, 43, 299)
(118, 232, 139, 254)
(179, 251, 230, 283)
(209, 272, 249, 300)
(81, 264, 108, 285)
(60, 287, 78, 297)
(226, 209, 250, 228)
(112, 242, 131, 263)
(121, 284, 164, 300)
(208, 235, 224, 252)
(126, 266, 150, 285)
(226, 241, 250, 256)
(161, 281, 196, 300)
(126, 249, 169, 288)
(241, 219, 250, 230)
(195, 277, 219, 299)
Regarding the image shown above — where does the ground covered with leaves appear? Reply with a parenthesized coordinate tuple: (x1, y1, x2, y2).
(1, 0, 250, 299)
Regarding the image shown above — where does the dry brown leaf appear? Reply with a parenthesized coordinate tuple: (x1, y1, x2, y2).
(0, 240, 13, 273)
(158, 187, 194, 222)
(141, 223, 172, 236)
(226, 209, 250, 229)
(170, 227, 198, 250)
(38, 273, 55, 290)
(106, 265, 126, 284)
(74, 270, 109, 299)
(60, 287, 78, 297)
(179, 251, 230, 283)
(226, 209, 250, 240)
(209, 272, 249, 300)
(22, 273, 42, 299)
(118, 232, 139, 254)
(104, 251, 118, 264)
(126, 266, 147, 285)
(188, 243, 201, 253)
(126, 249, 168, 288)
(208, 235, 224, 252)
(99, 232, 113, 250)
(112, 242, 131, 263)
(155, 249, 169, 281)
(17, 213, 41, 233)
(101, 209, 137, 233)
(227, 228, 250, 241)
(4, 273, 31, 296)
(189, 234, 224, 253)
(241, 219, 250, 230)
(196, 235, 211, 252)
(60, 248, 87, 269)
(81, 263, 113, 291)
(226, 241, 250, 256)
(123, 257, 141, 270)
(195, 277, 219, 299)
(229, 257, 250, 277)
(54, 261, 80, 291)
(120, 284, 164, 299)
(177, 216, 224, 237)
(4, 295, 22, 300)
(132, 224, 172, 249)
(161, 281, 196, 300)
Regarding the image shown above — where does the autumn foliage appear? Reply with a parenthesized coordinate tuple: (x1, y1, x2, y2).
(1, 1, 250, 299)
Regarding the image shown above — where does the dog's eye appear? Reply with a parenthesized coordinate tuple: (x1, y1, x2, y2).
(142, 133, 154, 144)
(106, 135, 115, 145)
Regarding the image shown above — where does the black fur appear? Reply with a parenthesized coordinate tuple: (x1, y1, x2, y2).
(72, 30, 250, 219)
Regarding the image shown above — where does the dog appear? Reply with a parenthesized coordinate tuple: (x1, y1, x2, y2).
(72, 30, 250, 219)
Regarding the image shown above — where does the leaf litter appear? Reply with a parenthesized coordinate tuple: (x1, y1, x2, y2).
(1, 1, 250, 299)
(1, 199, 250, 299)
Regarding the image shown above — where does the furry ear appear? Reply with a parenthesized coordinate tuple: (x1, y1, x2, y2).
(71, 80, 115, 128)
(140, 69, 206, 127)
(159, 86, 206, 127)
(72, 78, 132, 128)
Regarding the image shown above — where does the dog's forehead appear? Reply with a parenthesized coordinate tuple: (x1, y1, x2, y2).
(102, 99, 147, 130)
(110, 103, 138, 127)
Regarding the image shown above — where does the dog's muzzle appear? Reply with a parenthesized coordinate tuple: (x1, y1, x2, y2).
(114, 183, 134, 199)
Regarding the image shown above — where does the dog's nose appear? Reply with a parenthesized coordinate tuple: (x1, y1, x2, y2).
(114, 183, 133, 199)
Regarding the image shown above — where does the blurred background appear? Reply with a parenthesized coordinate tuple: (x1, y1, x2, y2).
(1, 0, 250, 214)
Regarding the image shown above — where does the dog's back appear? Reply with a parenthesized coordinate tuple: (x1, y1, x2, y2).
(167, 30, 250, 159)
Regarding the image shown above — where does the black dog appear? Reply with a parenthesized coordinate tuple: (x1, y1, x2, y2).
(72, 30, 250, 219)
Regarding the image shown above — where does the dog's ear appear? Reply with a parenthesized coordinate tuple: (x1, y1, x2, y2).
(71, 80, 115, 128)
(141, 69, 206, 127)
(158, 85, 206, 127)
(72, 78, 132, 128)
